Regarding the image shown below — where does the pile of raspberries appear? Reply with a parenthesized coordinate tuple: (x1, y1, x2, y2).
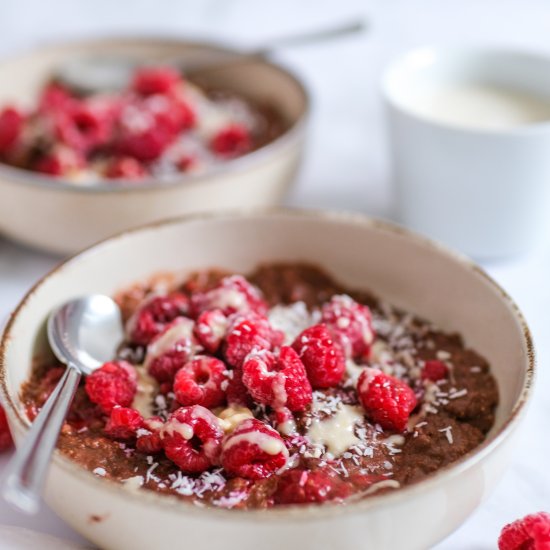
(0, 66, 252, 180)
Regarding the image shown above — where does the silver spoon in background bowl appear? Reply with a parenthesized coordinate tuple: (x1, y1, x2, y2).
(56, 18, 367, 94)
(2, 295, 124, 514)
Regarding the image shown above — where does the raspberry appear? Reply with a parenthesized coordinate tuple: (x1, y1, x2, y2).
(357, 369, 417, 432)
(274, 469, 352, 504)
(321, 295, 375, 360)
(35, 146, 84, 176)
(146, 317, 201, 384)
(104, 406, 143, 439)
(0, 405, 13, 452)
(146, 94, 195, 133)
(173, 356, 228, 408)
(177, 154, 197, 172)
(221, 418, 288, 480)
(498, 512, 550, 550)
(85, 361, 137, 415)
(224, 314, 283, 368)
(116, 122, 174, 162)
(0, 107, 23, 153)
(211, 124, 251, 158)
(132, 66, 182, 96)
(128, 292, 189, 346)
(242, 346, 312, 412)
(136, 417, 164, 454)
(421, 359, 449, 382)
(191, 275, 268, 318)
(194, 309, 228, 353)
(225, 367, 251, 407)
(38, 82, 75, 113)
(161, 405, 223, 473)
(105, 156, 147, 180)
(292, 324, 345, 389)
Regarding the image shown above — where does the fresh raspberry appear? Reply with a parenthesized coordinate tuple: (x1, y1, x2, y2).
(194, 309, 228, 353)
(104, 406, 143, 440)
(0, 405, 13, 452)
(128, 292, 189, 346)
(85, 361, 137, 415)
(357, 369, 417, 432)
(146, 94, 195, 133)
(161, 405, 223, 473)
(191, 275, 268, 318)
(146, 317, 201, 384)
(224, 314, 283, 368)
(136, 416, 164, 454)
(35, 146, 84, 176)
(116, 121, 174, 162)
(421, 359, 449, 382)
(0, 107, 23, 153)
(38, 82, 75, 113)
(274, 469, 352, 504)
(292, 324, 346, 389)
(221, 418, 288, 480)
(225, 366, 251, 407)
(498, 512, 550, 550)
(105, 156, 147, 180)
(211, 124, 251, 158)
(242, 346, 312, 411)
(321, 295, 375, 360)
(173, 356, 228, 408)
(132, 66, 182, 96)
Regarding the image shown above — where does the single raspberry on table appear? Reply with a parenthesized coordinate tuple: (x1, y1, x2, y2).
(498, 512, 550, 550)
(0, 106, 24, 153)
(221, 418, 288, 480)
(421, 359, 449, 382)
(357, 368, 417, 432)
(210, 124, 251, 158)
(274, 468, 352, 505)
(194, 308, 228, 353)
(0, 405, 13, 452)
(292, 323, 346, 389)
(104, 406, 143, 440)
(132, 66, 182, 96)
(105, 156, 147, 180)
(191, 275, 268, 318)
(136, 416, 164, 454)
(242, 346, 312, 412)
(321, 295, 375, 360)
(146, 317, 201, 384)
(224, 313, 283, 368)
(128, 292, 190, 346)
(85, 361, 137, 415)
(161, 405, 223, 473)
(173, 356, 228, 408)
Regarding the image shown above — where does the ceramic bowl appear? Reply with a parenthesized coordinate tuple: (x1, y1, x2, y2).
(0, 210, 534, 550)
(0, 38, 308, 255)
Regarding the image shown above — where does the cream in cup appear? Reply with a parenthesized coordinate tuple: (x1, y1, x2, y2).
(383, 47, 550, 259)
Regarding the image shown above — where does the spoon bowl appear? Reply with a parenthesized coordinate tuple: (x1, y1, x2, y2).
(2, 295, 123, 513)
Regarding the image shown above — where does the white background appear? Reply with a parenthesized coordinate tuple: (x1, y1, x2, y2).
(0, 0, 549, 548)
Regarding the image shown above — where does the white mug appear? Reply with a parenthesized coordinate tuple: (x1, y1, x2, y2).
(383, 47, 550, 259)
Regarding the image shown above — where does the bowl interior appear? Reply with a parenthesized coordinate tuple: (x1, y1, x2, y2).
(1, 211, 531, 446)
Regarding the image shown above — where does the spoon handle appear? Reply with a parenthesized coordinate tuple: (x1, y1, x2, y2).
(2, 364, 81, 514)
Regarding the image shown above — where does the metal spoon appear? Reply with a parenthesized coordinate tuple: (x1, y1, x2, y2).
(2, 295, 124, 514)
(56, 18, 367, 94)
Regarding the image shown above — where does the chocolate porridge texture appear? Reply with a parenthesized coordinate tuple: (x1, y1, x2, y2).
(22, 263, 498, 509)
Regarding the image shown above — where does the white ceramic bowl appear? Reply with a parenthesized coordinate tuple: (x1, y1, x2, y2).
(383, 46, 550, 259)
(0, 38, 308, 255)
(0, 210, 534, 550)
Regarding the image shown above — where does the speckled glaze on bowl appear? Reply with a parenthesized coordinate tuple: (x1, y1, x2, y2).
(0, 210, 534, 550)
(0, 38, 308, 255)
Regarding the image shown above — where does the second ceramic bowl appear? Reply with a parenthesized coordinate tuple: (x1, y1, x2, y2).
(0, 38, 308, 255)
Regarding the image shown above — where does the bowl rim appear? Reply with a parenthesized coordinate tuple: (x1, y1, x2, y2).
(381, 44, 550, 137)
(0, 35, 309, 194)
(0, 208, 536, 521)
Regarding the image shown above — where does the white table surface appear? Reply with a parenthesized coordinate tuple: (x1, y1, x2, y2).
(0, 0, 549, 548)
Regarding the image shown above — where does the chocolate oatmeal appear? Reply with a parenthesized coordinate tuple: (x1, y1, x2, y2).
(22, 263, 498, 508)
